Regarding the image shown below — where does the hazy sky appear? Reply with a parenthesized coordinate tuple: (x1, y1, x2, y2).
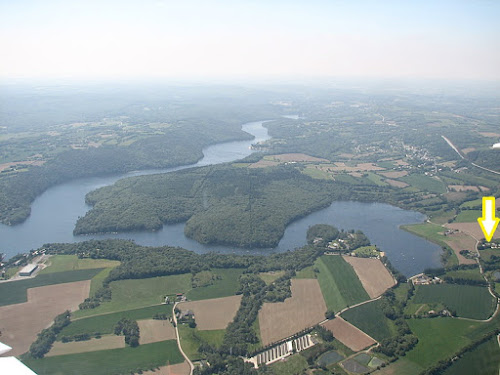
(1, 0, 499, 81)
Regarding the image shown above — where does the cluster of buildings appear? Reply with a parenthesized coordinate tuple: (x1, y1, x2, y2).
(411, 274, 442, 286)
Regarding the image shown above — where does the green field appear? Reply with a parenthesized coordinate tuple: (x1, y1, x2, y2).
(400, 222, 446, 247)
(453, 210, 482, 223)
(73, 273, 192, 318)
(186, 268, 243, 301)
(40, 255, 120, 274)
(294, 266, 316, 279)
(405, 318, 483, 369)
(89, 267, 114, 297)
(367, 172, 387, 186)
(401, 174, 446, 194)
(341, 299, 393, 341)
(59, 305, 173, 337)
(269, 353, 309, 375)
(178, 325, 225, 361)
(412, 284, 496, 319)
(315, 256, 369, 312)
(0, 268, 104, 306)
(445, 268, 484, 282)
(443, 336, 500, 375)
(23, 340, 183, 375)
(259, 270, 286, 284)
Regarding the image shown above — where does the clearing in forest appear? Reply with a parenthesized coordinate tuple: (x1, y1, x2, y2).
(258, 278, 327, 346)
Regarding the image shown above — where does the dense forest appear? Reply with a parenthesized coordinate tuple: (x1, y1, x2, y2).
(74, 164, 417, 248)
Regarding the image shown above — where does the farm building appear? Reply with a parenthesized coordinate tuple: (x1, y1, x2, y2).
(19, 264, 38, 277)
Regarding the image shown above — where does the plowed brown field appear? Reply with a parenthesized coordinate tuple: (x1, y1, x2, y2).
(179, 295, 242, 330)
(258, 279, 327, 346)
(343, 257, 395, 299)
(0, 280, 90, 356)
(322, 317, 376, 351)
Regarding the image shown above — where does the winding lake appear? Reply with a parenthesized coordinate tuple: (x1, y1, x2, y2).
(0, 120, 442, 276)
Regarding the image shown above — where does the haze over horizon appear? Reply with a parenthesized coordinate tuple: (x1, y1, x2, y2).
(1, 0, 499, 82)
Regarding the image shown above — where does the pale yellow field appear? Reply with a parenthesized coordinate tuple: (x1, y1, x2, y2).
(343, 256, 396, 299)
(322, 317, 376, 351)
(258, 279, 327, 346)
(138, 319, 176, 344)
(179, 295, 242, 330)
(47, 335, 125, 357)
(0, 281, 90, 356)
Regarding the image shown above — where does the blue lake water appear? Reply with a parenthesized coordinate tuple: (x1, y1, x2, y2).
(0, 120, 442, 276)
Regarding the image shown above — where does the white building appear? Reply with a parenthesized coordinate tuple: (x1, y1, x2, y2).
(19, 264, 38, 277)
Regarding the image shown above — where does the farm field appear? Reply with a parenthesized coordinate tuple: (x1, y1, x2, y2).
(179, 294, 242, 330)
(400, 222, 447, 247)
(412, 284, 496, 320)
(315, 255, 369, 312)
(446, 222, 500, 241)
(138, 319, 176, 344)
(453, 210, 482, 223)
(444, 233, 478, 265)
(258, 278, 327, 345)
(186, 268, 243, 301)
(400, 174, 446, 194)
(0, 280, 90, 356)
(268, 353, 309, 375)
(40, 255, 120, 274)
(73, 273, 192, 318)
(47, 335, 125, 357)
(177, 326, 225, 361)
(404, 318, 482, 369)
(23, 340, 183, 375)
(342, 256, 395, 298)
(445, 268, 484, 282)
(340, 299, 393, 342)
(0, 268, 102, 306)
(59, 305, 172, 337)
(442, 336, 500, 375)
(321, 317, 376, 351)
(373, 358, 422, 375)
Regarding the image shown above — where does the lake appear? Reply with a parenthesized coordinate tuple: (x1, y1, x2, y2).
(0, 120, 442, 276)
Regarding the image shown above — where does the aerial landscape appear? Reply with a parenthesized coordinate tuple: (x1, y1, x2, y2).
(0, 1, 499, 375)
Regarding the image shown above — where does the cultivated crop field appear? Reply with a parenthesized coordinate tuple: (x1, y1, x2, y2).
(0, 268, 102, 306)
(321, 317, 376, 352)
(343, 256, 395, 298)
(315, 255, 369, 312)
(23, 340, 183, 375)
(179, 294, 242, 330)
(442, 336, 500, 375)
(412, 284, 496, 320)
(59, 305, 172, 337)
(258, 278, 327, 345)
(446, 222, 500, 241)
(0, 281, 90, 356)
(40, 255, 120, 274)
(138, 319, 176, 344)
(340, 299, 393, 342)
(444, 233, 478, 265)
(73, 273, 192, 318)
(47, 335, 125, 357)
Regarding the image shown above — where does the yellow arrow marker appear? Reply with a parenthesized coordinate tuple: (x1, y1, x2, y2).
(477, 197, 499, 242)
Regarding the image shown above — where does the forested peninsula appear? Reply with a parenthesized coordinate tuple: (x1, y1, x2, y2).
(74, 163, 416, 248)
(0, 120, 252, 226)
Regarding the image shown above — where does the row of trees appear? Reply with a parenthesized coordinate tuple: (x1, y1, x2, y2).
(29, 311, 71, 358)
